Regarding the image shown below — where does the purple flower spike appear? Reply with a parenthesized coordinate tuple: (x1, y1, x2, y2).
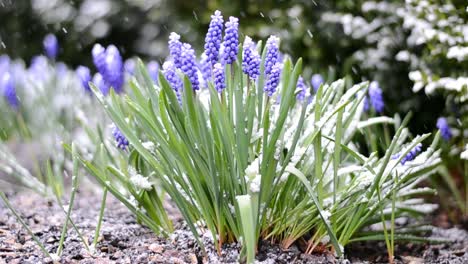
(43, 34, 59, 59)
(112, 125, 129, 150)
(369, 81, 384, 114)
(162, 60, 182, 102)
(223, 16, 239, 65)
(204, 10, 224, 65)
(264, 62, 282, 97)
(213, 63, 226, 93)
(311, 74, 324, 92)
(296, 76, 307, 101)
(242, 36, 261, 80)
(436, 117, 452, 141)
(392, 143, 423, 165)
(148, 61, 159, 83)
(401, 144, 422, 165)
(76, 66, 92, 93)
(180, 43, 200, 91)
(1, 72, 19, 109)
(169, 33, 183, 69)
(264, 35, 280, 76)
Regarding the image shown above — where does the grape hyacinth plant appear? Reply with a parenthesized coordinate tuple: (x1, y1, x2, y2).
(72, 10, 442, 263)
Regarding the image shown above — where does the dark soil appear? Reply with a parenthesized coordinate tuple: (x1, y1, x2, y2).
(1, 191, 467, 264)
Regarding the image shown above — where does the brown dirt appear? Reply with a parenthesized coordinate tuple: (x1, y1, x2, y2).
(0, 190, 467, 264)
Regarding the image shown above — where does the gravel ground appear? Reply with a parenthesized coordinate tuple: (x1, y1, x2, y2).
(0, 191, 467, 264)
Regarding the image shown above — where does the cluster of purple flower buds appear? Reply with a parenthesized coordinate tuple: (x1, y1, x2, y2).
(204, 10, 224, 65)
(264, 63, 282, 97)
(264, 36, 280, 76)
(213, 63, 226, 93)
(162, 60, 182, 103)
(393, 143, 423, 165)
(242, 37, 261, 80)
(223, 17, 239, 65)
(112, 125, 129, 150)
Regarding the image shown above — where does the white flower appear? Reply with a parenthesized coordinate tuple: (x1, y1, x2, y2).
(142, 141, 155, 151)
(130, 174, 153, 190)
(245, 158, 260, 180)
(461, 145, 468, 160)
(249, 174, 261, 193)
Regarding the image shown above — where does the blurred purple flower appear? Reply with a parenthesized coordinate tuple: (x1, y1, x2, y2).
(28, 56, 49, 81)
(92, 73, 109, 95)
(1, 72, 19, 109)
(43, 34, 59, 59)
(124, 59, 136, 75)
(92, 44, 124, 93)
(369, 81, 384, 114)
(311, 74, 324, 92)
(436, 117, 452, 141)
(147, 61, 159, 83)
(76, 66, 92, 93)
(92, 44, 107, 76)
(296, 76, 307, 101)
(104, 45, 124, 93)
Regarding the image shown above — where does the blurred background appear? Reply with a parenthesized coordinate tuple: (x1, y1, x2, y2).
(1, 0, 467, 134)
